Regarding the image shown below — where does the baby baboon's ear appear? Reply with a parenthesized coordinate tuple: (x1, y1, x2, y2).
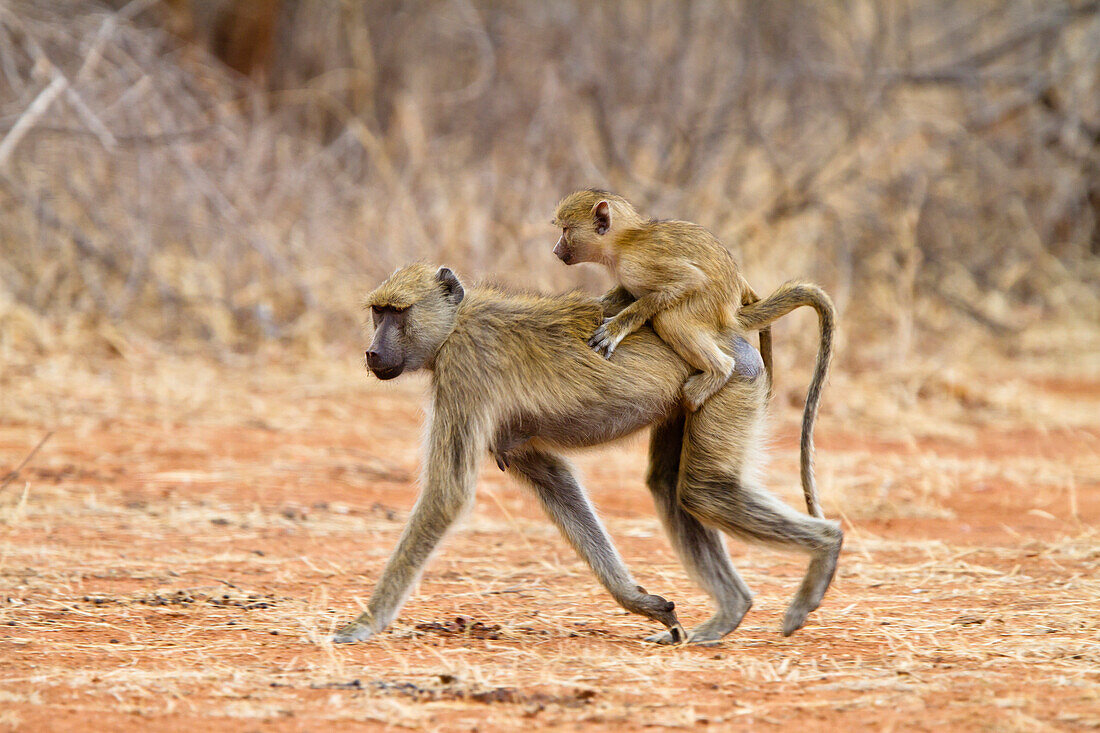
(436, 266, 464, 306)
(593, 200, 611, 235)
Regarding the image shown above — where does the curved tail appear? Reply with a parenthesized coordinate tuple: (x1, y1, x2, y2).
(737, 282, 835, 519)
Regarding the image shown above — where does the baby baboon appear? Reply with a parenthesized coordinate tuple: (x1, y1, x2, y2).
(336, 263, 841, 645)
(553, 189, 765, 411)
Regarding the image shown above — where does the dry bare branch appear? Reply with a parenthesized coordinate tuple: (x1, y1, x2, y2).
(0, 71, 67, 169)
(0, 431, 53, 492)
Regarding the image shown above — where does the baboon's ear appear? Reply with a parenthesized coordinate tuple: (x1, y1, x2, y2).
(436, 266, 464, 306)
(593, 200, 611, 235)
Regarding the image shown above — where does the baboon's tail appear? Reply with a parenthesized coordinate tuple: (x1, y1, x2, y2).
(737, 282, 835, 519)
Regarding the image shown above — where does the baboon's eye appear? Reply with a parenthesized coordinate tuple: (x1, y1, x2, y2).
(372, 304, 409, 314)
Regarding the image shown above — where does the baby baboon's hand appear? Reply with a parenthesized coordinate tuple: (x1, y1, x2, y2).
(588, 316, 630, 358)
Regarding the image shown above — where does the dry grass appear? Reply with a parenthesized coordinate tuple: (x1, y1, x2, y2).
(1, 347, 1098, 731)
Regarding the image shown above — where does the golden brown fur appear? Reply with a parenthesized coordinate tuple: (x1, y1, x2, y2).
(335, 264, 842, 645)
(553, 190, 769, 411)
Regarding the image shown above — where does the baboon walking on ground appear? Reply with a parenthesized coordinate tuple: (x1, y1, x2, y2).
(337, 264, 840, 644)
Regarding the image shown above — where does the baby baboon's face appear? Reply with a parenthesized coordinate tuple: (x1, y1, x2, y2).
(553, 190, 620, 266)
(552, 221, 584, 265)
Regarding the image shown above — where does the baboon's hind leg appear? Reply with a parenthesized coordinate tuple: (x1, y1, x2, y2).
(643, 414, 753, 645)
(508, 447, 686, 642)
(680, 378, 842, 636)
(678, 471, 842, 636)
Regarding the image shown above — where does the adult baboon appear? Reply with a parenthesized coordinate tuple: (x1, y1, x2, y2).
(336, 264, 840, 644)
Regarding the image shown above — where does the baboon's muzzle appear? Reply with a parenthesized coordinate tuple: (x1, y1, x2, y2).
(365, 349, 405, 380)
(553, 236, 574, 264)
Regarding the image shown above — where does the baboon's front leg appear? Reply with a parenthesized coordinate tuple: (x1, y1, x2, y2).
(334, 416, 482, 643)
(333, 485, 473, 643)
(508, 448, 685, 641)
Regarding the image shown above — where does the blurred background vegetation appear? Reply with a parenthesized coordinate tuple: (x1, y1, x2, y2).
(1, 0, 1098, 372)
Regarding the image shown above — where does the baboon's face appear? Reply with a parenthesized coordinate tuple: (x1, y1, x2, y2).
(365, 304, 410, 379)
(362, 265, 464, 379)
(552, 218, 585, 265)
(553, 193, 614, 266)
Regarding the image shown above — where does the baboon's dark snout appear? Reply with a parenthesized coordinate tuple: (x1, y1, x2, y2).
(365, 349, 404, 379)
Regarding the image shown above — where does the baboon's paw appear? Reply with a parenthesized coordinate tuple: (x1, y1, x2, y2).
(646, 617, 736, 645)
(688, 615, 743, 644)
(588, 317, 628, 358)
(627, 586, 685, 636)
(645, 628, 682, 645)
(780, 604, 812, 637)
(782, 536, 841, 637)
(332, 619, 375, 644)
(644, 622, 689, 645)
(645, 627, 725, 646)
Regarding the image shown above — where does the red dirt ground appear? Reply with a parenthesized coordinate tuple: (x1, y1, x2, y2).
(1, 357, 1097, 731)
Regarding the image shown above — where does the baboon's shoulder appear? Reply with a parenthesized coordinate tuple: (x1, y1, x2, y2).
(460, 285, 602, 335)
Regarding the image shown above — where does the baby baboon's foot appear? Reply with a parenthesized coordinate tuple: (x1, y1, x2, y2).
(781, 525, 843, 636)
(333, 613, 377, 644)
(682, 371, 728, 412)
